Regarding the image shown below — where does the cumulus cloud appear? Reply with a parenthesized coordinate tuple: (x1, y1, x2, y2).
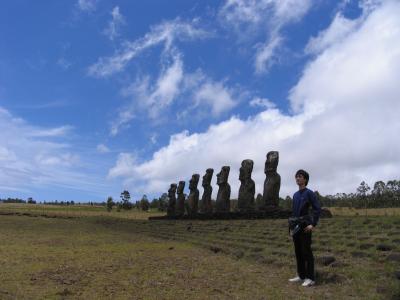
(109, 1, 400, 198)
(193, 81, 237, 116)
(88, 18, 209, 77)
(219, 0, 312, 73)
(0, 107, 104, 196)
(103, 6, 125, 41)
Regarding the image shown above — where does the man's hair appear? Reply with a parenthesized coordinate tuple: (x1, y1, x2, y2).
(295, 169, 309, 186)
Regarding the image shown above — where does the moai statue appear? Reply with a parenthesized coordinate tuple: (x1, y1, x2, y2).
(262, 151, 281, 207)
(238, 159, 255, 212)
(216, 166, 231, 213)
(167, 183, 177, 217)
(176, 181, 186, 216)
(200, 168, 214, 214)
(187, 174, 200, 216)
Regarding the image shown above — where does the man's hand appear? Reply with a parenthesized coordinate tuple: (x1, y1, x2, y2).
(304, 225, 314, 232)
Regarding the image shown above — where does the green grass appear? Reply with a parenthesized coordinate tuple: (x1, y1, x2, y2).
(0, 203, 164, 219)
(0, 204, 399, 299)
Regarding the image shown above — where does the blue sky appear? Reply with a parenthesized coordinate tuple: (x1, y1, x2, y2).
(1, 0, 399, 202)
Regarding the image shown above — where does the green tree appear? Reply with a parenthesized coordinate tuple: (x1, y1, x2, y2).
(139, 195, 150, 211)
(120, 190, 132, 210)
(158, 193, 168, 212)
(357, 181, 370, 214)
(150, 198, 159, 209)
(106, 196, 114, 212)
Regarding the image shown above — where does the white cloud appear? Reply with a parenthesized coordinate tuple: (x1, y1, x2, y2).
(110, 53, 183, 135)
(97, 143, 110, 153)
(103, 6, 125, 41)
(249, 97, 276, 109)
(0, 107, 104, 196)
(112, 55, 240, 135)
(193, 81, 237, 116)
(28, 125, 73, 137)
(110, 107, 135, 136)
(108, 152, 137, 178)
(91, 17, 240, 135)
(77, 0, 97, 12)
(254, 34, 282, 73)
(109, 1, 400, 198)
(57, 57, 72, 70)
(219, 0, 312, 73)
(88, 18, 209, 77)
(150, 133, 158, 145)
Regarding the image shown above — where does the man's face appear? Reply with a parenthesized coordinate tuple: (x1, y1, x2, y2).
(295, 174, 306, 187)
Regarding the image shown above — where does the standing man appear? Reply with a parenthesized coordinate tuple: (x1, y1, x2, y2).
(289, 169, 321, 287)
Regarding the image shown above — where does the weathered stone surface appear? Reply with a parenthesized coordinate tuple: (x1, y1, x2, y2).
(200, 168, 213, 214)
(262, 151, 281, 207)
(187, 174, 200, 216)
(167, 183, 177, 217)
(238, 159, 255, 212)
(216, 166, 231, 213)
(176, 181, 186, 216)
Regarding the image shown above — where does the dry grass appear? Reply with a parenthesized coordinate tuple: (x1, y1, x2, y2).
(0, 203, 164, 219)
(0, 204, 399, 299)
(329, 207, 400, 216)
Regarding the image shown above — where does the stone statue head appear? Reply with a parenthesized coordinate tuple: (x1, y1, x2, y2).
(189, 174, 200, 191)
(265, 151, 279, 174)
(177, 181, 185, 194)
(202, 168, 214, 187)
(217, 166, 230, 185)
(239, 159, 254, 182)
(168, 183, 177, 196)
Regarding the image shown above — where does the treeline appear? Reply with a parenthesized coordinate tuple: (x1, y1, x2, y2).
(105, 191, 168, 212)
(2, 179, 399, 210)
(280, 180, 400, 209)
(0, 198, 78, 205)
(0, 197, 38, 204)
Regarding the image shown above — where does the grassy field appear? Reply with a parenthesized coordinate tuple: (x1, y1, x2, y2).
(328, 207, 400, 217)
(0, 204, 399, 299)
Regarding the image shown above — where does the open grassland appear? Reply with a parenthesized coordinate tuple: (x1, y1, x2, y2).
(0, 205, 399, 299)
(0, 203, 164, 219)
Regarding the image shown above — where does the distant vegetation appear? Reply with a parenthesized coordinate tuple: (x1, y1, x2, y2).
(282, 180, 400, 209)
(1, 179, 399, 211)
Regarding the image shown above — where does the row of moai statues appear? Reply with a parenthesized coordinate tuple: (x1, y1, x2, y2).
(167, 151, 281, 217)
